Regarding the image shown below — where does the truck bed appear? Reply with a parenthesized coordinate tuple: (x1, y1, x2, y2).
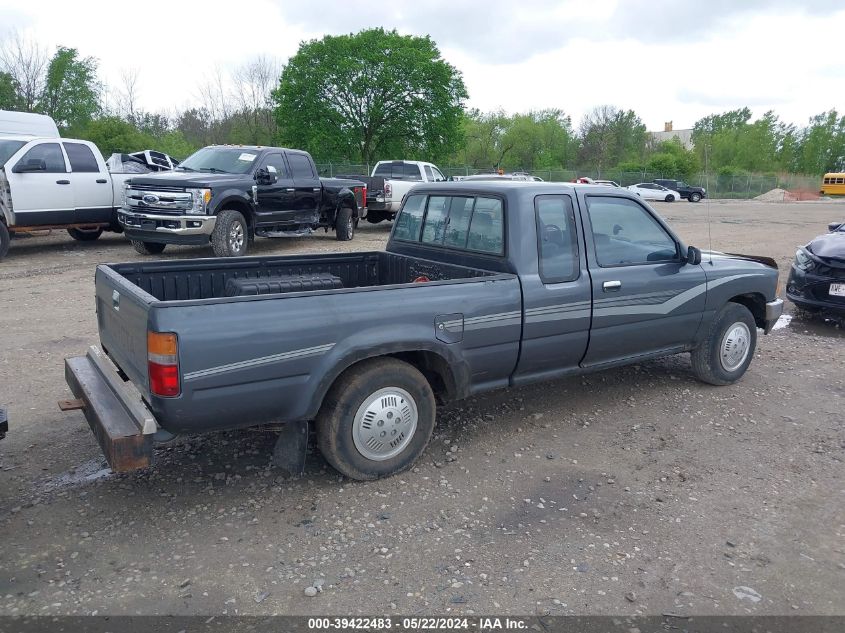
(95, 251, 520, 435)
(111, 251, 494, 302)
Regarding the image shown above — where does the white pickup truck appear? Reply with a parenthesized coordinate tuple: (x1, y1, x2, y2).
(363, 160, 448, 223)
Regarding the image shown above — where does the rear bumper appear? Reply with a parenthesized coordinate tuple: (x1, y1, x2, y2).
(64, 346, 157, 472)
(366, 200, 400, 213)
(764, 298, 784, 333)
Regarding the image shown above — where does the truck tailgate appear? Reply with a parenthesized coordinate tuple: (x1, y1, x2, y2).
(95, 265, 153, 393)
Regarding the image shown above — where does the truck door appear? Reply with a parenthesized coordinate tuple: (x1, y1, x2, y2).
(512, 193, 591, 382)
(5, 141, 72, 226)
(579, 193, 706, 368)
(253, 152, 296, 226)
(285, 152, 320, 223)
(63, 141, 113, 223)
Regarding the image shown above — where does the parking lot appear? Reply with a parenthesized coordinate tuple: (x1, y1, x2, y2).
(1, 199, 843, 617)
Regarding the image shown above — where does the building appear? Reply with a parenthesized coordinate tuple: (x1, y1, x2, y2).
(650, 121, 693, 150)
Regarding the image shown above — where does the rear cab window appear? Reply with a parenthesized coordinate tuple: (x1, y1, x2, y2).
(393, 193, 504, 255)
(63, 142, 100, 172)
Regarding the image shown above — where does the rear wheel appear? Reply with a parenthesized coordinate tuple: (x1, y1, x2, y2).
(131, 240, 166, 255)
(689, 192, 702, 203)
(67, 227, 103, 241)
(691, 302, 757, 385)
(335, 206, 354, 241)
(317, 358, 436, 480)
(211, 209, 249, 257)
(0, 221, 9, 260)
(665, 194, 676, 202)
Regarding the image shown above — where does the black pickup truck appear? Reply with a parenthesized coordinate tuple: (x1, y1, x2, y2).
(118, 146, 367, 257)
(653, 179, 707, 203)
(64, 182, 782, 479)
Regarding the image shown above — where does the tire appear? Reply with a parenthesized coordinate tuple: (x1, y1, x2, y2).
(0, 221, 9, 260)
(131, 240, 166, 255)
(690, 302, 757, 385)
(335, 206, 354, 241)
(665, 194, 675, 202)
(689, 192, 702, 203)
(67, 227, 103, 241)
(211, 209, 249, 257)
(316, 357, 436, 480)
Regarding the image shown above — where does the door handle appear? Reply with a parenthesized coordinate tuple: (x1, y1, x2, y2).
(603, 280, 622, 291)
(96, 179, 108, 184)
(56, 180, 70, 185)
(286, 188, 295, 192)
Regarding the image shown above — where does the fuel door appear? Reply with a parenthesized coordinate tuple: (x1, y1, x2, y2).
(435, 313, 463, 343)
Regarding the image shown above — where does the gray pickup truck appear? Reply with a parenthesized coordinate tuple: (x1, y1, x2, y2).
(63, 182, 783, 480)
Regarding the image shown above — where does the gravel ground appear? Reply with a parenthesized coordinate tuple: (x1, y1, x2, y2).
(0, 199, 843, 617)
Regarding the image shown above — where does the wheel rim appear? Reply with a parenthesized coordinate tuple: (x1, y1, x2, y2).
(720, 322, 751, 371)
(352, 387, 418, 461)
(347, 215, 354, 239)
(229, 221, 245, 252)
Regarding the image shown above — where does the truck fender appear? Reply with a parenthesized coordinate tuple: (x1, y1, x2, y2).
(213, 192, 255, 229)
(334, 187, 359, 218)
(304, 335, 471, 420)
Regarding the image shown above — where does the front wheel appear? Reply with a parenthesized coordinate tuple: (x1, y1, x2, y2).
(317, 358, 436, 480)
(131, 240, 166, 255)
(335, 206, 354, 241)
(665, 194, 676, 202)
(689, 192, 702, 203)
(67, 227, 103, 241)
(690, 302, 757, 385)
(211, 209, 249, 257)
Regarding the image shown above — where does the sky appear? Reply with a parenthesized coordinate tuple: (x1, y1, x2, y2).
(1, 0, 843, 131)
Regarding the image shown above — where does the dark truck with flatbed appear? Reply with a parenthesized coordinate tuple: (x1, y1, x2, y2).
(63, 182, 783, 480)
(118, 145, 367, 257)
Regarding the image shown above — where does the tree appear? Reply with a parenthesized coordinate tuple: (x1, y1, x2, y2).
(793, 110, 845, 175)
(0, 71, 22, 110)
(230, 55, 281, 145)
(578, 106, 646, 173)
(645, 139, 700, 179)
(80, 116, 146, 156)
(41, 47, 100, 130)
(273, 28, 467, 164)
(0, 33, 48, 112)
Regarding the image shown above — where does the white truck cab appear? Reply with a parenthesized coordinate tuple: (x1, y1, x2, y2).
(366, 160, 447, 223)
(0, 110, 172, 260)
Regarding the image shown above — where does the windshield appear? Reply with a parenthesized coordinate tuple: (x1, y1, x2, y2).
(179, 147, 260, 174)
(0, 140, 26, 165)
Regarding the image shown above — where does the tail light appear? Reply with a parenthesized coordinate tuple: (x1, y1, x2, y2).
(148, 331, 180, 397)
(362, 185, 367, 205)
(384, 182, 392, 198)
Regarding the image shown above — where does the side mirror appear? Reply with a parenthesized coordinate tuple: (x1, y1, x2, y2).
(828, 221, 843, 232)
(13, 158, 47, 173)
(255, 168, 277, 185)
(612, 224, 623, 235)
(686, 245, 702, 265)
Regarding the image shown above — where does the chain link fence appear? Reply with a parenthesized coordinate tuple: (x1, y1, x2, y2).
(316, 162, 822, 200)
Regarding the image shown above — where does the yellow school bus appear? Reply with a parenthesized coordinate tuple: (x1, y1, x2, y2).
(821, 173, 845, 195)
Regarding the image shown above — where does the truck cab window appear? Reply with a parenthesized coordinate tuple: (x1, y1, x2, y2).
(260, 153, 288, 178)
(287, 153, 315, 179)
(393, 194, 426, 241)
(404, 163, 422, 181)
(421, 196, 449, 244)
(432, 167, 446, 182)
(63, 142, 99, 172)
(467, 197, 504, 255)
(586, 197, 678, 266)
(535, 195, 579, 282)
(424, 165, 434, 180)
(17, 143, 66, 173)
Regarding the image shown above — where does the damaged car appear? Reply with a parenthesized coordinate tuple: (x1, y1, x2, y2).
(786, 220, 845, 315)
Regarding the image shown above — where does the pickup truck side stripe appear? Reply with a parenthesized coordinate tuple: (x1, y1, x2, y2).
(184, 343, 335, 381)
(593, 274, 764, 317)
